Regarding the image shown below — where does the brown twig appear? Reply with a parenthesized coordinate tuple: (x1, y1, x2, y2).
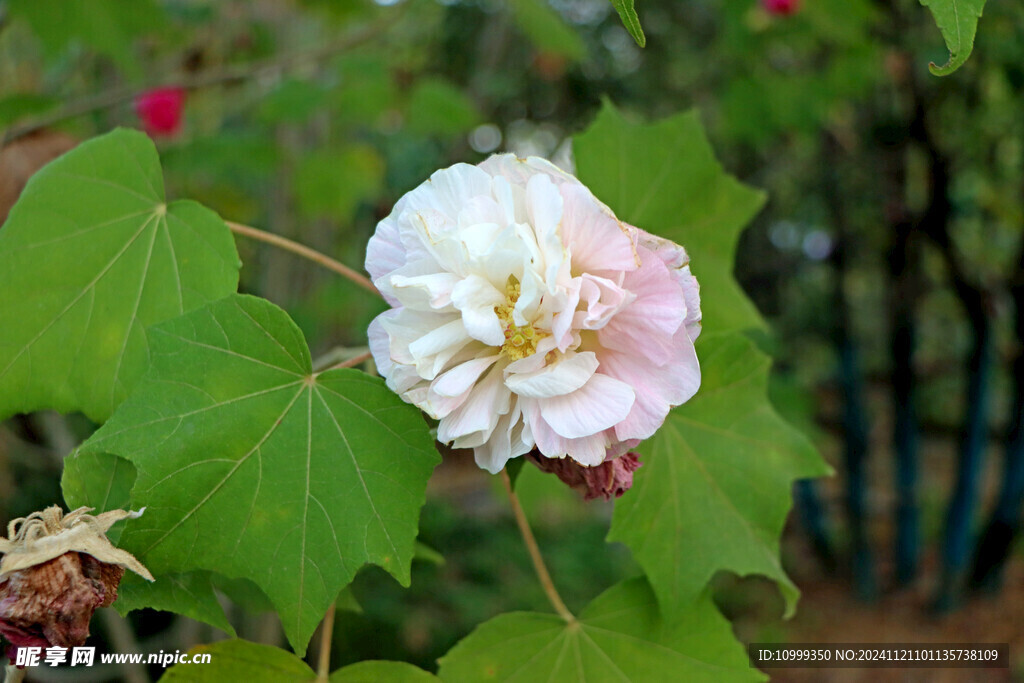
(1, 7, 406, 146)
(499, 469, 575, 623)
(227, 222, 379, 297)
(324, 351, 374, 372)
(315, 602, 336, 683)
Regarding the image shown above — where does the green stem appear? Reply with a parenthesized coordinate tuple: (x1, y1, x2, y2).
(500, 469, 575, 622)
(227, 222, 379, 297)
(316, 602, 337, 683)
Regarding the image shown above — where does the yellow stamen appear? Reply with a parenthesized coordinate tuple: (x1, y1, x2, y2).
(494, 276, 546, 360)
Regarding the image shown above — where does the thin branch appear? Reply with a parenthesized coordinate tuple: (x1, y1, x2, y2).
(227, 222, 379, 297)
(499, 469, 575, 623)
(323, 351, 374, 373)
(316, 603, 336, 683)
(1, 6, 406, 146)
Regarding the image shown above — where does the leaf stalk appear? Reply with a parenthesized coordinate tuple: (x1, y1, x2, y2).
(227, 222, 379, 297)
(499, 469, 575, 623)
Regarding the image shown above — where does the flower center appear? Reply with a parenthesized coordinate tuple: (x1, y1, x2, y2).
(494, 276, 546, 360)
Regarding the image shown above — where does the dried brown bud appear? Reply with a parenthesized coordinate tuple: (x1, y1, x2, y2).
(527, 451, 643, 501)
(0, 506, 151, 663)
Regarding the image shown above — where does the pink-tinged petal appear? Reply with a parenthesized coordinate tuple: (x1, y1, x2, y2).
(601, 337, 700, 441)
(522, 400, 610, 466)
(638, 229, 702, 341)
(439, 365, 511, 445)
(678, 264, 702, 341)
(600, 245, 685, 364)
(540, 373, 635, 439)
(574, 273, 635, 331)
(451, 274, 506, 345)
(505, 351, 598, 399)
(560, 183, 639, 273)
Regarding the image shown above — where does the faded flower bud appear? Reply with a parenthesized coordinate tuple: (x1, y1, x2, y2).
(0, 506, 153, 663)
(527, 451, 643, 501)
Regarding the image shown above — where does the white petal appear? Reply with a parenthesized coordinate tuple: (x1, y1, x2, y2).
(390, 272, 460, 310)
(540, 373, 635, 439)
(505, 351, 598, 399)
(433, 355, 502, 397)
(450, 274, 506, 346)
(365, 217, 406, 305)
(367, 314, 394, 379)
(437, 365, 510, 444)
(406, 318, 472, 379)
(472, 404, 532, 474)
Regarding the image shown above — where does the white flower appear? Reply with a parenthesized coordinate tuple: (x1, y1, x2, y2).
(366, 154, 701, 473)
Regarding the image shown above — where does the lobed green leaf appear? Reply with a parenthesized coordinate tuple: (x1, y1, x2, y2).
(75, 294, 440, 653)
(162, 640, 439, 682)
(438, 577, 761, 682)
(609, 333, 831, 619)
(0, 128, 240, 423)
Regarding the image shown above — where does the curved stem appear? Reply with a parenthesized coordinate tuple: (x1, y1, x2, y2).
(4, 665, 25, 683)
(227, 222, 380, 297)
(499, 469, 575, 623)
(328, 351, 374, 372)
(315, 602, 336, 682)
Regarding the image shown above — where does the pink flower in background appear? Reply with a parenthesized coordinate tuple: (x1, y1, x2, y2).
(134, 88, 186, 137)
(366, 154, 701, 485)
(762, 0, 800, 16)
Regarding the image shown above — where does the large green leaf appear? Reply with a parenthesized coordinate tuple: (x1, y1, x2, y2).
(162, 640, 317, 682)
(331, 660, 439, 682)
(573, 101, 766, 335)
(437, 578, 760, 682)
(0, 128, 240, 422)
(163, 640, 439, 682)
(919, 0, 986, 75)
(609, 333, 830, 619)
(74, 294, 440, 653)
(116, 570, 235, 635)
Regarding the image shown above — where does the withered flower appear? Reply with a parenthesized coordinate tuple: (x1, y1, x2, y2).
(0, 506, 153, 663)
(527, 451, 643, 501)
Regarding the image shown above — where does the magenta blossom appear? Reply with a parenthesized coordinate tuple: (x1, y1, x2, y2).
(762, 0, 800, 16)
(134, 87, 186, 137)
(366, 155, 701, 474)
